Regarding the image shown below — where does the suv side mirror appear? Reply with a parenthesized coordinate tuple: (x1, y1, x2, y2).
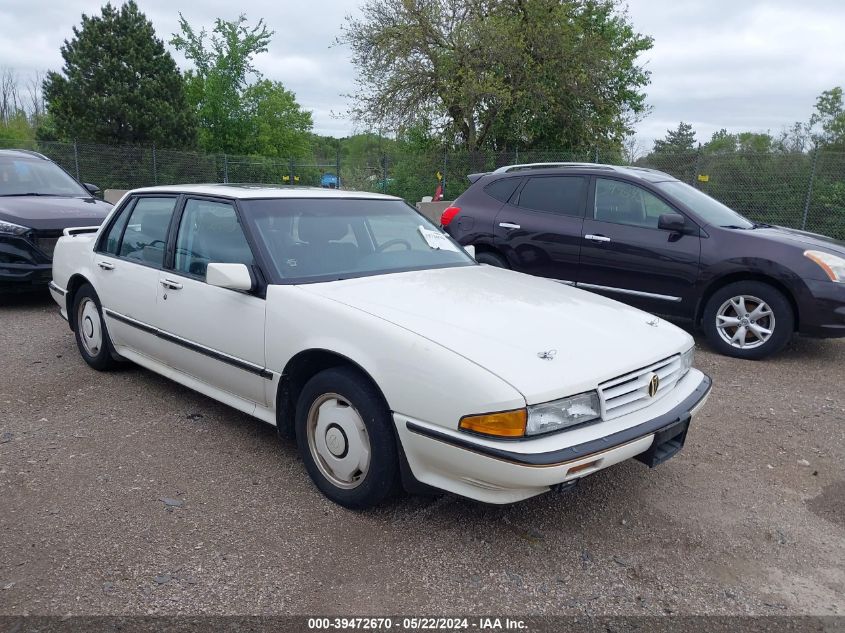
(658, 213, 686, 232)
(84, 183, 101, 195)
(206, 263, 254, 291)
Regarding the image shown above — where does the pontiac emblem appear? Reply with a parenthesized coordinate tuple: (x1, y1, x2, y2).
(647, 373, 660, 398)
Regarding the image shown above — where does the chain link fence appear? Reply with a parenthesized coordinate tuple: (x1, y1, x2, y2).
(2, 138, 843, 239)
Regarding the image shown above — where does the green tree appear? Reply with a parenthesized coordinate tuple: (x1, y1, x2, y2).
(810, 87, 845, 148)
(652, 122, 696, 154)
(171, 14, 313, 157)
(340, 0, 652, 153)
(43, 1, 195, 147)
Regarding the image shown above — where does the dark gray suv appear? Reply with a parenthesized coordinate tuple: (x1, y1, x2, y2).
(442, 162, 845, 359)
(0, 150, 111, 292)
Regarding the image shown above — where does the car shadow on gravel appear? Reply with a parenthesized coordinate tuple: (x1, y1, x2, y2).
(1, 288, 53, 310)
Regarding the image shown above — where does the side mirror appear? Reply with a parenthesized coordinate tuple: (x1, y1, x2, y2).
(206, 263, 254, 291)
(84, 183, 101, 195)
(464, 244, 476, 259)
(658, 213, 686, 232)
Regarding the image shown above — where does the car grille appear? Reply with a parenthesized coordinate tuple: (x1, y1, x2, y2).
(598, 354, 683, 420)
(33, 233, 62, 259)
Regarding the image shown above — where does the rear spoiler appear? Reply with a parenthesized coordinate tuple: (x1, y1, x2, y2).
(63, 226, 100, 237)
(467, 172, 488, 184)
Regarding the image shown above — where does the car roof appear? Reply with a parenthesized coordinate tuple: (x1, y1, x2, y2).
(0, 149, 51, 161)
(475, 162, 678, 184)
(128, 183, 402, 200)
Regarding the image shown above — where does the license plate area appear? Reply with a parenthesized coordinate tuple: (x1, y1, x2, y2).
(634, 416, 690, 468)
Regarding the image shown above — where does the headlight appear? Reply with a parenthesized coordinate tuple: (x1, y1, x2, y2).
(680, 346, 694, 378)
(0, 220, 30, 236)
(804, 250, 845, 283)
(526, 391, 600, 436)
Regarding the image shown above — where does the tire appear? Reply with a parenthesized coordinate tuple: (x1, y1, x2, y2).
(702, 281, 794, 360)
(295, 367, 398, 508)
(476, 251, 509, 268)
(72, 284, 120, 371)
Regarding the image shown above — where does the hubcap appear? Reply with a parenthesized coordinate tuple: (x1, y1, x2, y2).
(716, 294, 775, 350)
(306, 394, 371, 490)
(77, 298, 103, 357)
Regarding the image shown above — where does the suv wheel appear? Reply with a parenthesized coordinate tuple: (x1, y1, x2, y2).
(702, 281, 794, 360)
(476, 251, 509, 268)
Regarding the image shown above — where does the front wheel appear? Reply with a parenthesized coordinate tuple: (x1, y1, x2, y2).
(476, 251, 509, 268)
(72, 284, 120, 370)
(702, 281, 794, 360)
(295, 367, 398, 508)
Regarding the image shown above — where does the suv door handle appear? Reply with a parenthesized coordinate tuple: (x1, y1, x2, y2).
(160, 278, 183, 290)
(499, 222, 521, 230)
(97, 261, 115, 270)
(585, 234, 611, 243)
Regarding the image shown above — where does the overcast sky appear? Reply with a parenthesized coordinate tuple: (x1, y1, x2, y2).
(1, 0, 843, 150)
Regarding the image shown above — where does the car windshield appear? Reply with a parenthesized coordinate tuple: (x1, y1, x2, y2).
(655, 180, 754, 229)
(0, 156, 89, 197)
(241, 198, 475, 282)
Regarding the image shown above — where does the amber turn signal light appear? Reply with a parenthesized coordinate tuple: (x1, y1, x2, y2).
(459, 409, 527, 438)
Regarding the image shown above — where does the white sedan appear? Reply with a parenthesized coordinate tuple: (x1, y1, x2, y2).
(49, 185, 711, 508)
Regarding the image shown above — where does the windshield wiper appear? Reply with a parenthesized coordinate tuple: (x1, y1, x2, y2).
(720, 224, 749, 229)
(0, 192, 63, 197)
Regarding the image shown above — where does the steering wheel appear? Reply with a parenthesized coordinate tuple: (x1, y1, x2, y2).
(147, 240, 167, 248)
(376, 238, 413, 253)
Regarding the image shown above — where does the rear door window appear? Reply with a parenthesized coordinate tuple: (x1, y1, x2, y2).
(118, 197, 177, 267)
(517, 176, 587, 216)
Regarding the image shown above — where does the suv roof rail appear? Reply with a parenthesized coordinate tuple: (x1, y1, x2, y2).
(491, 162, 616, 174)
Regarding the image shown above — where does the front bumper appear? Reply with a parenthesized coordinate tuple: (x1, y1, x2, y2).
(396, 369, 712, 504)
(798, 278, 845, 338)
(0, 233, 54, 290)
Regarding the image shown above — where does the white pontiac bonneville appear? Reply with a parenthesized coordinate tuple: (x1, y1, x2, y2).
(49, 185, 711, 508)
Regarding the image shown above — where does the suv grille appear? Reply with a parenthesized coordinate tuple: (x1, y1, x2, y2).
(598, 355, 682, 420)
(32, 231, 63, 259)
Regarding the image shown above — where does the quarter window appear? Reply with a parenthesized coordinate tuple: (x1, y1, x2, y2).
(101, 205, 132, 255)
(484, 178, 521, 203)
(594, 179, 677, 228)
(517, 176, 587, 216)
(174, 199, 254, 278)
(118, 197, 177, 267)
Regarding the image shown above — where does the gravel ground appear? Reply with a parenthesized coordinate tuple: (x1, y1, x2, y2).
(0, 291, 843, 617)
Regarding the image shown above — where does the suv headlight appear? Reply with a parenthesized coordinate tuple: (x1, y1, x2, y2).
(680, 346, 694, 378)
(804, 250, 845, 283)
(526, 391, 601, 436)
(0, 220, 30, 236)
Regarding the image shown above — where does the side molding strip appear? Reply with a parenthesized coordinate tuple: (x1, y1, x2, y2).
(103, 308, 273, 380)
(576, 282, 682, 302)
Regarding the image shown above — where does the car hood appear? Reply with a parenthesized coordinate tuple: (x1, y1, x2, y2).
(0, 196, 111, 231)
(732, 224, 845, 255)
(298, 265, 693, 404)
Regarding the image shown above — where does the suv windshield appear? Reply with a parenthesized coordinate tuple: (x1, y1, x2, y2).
(655, 180, 754, 229)
(242, 198, 475, 282)
(0, 156, 89, 197)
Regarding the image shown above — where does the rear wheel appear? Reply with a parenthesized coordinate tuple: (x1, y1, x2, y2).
(702, 281, 794, 360)
(72, 284, 119, 370)
(476, 251, 509, 268)
(295, 367, 398, 508)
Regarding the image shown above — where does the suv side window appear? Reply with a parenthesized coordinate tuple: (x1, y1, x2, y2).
(594, 179, 677, 228)
(517, 176, 587, 216)
(118, 197, 177, 267)
(174, 198, 254, 279)
(484, 177, 521, 203)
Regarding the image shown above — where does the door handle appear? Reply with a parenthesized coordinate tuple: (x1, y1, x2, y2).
(160, 278, 183, 290)
(97, 261, 115, 270)
(499, 222, 521, 230)
(585, 234, 611, 243)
